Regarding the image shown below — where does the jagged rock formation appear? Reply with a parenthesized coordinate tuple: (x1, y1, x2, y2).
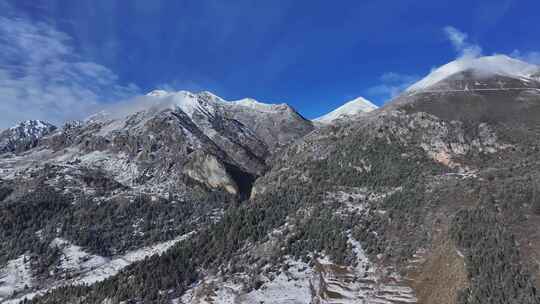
(0, 120, 56, 154)
(0, 90, 313, 303)
(0, 90, 313, 197)
(3, 56, 540, 304)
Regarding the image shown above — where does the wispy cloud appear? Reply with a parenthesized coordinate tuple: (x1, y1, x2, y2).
(443, 26, 540, 67)
(510, 50, 540, 65)
(366, 72, 419, 102)
(443, 26, 482, 58)
(0, 6, 139, 129)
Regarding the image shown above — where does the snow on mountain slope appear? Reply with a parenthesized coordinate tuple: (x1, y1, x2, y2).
(0, 120, 56, 154)
(181, 236, 417, 304)
(9, 120, 55, 138)
(95, 90, 210, 123)
(146, 89, 170, 97)
(314, 96, 378, 124)
(100, 90, 312, 152)
(0, 89, 312, 200)
(100, 90, 291, 123)
(50, 238, 108, 275)
(0, 255, 32, 301)
(231, 97, 288, 112)
(3, 233, 193, 303)
(407, 55, 540, 92)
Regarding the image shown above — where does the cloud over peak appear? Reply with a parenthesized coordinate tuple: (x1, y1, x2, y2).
(444, 26, 482, 58)
(366, 72, 419, 103)
(0, 7, 139, 129)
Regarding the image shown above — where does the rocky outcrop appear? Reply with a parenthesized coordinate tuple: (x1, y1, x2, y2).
(185, 152, 239, 195)
(0, 91, 312, 199)
(370, 111, 508, 168)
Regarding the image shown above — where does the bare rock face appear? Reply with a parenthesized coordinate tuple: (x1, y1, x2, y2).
(185, 151, 238, 195)
(0, 91, 312, 199)
(9, 56, 540, 304)
(228, 97, 315, 150)
(369, 111, 508, 168)
(0, 90, 314, 303)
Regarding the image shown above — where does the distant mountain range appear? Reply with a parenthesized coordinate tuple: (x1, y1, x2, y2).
(2, 55, 540, 304)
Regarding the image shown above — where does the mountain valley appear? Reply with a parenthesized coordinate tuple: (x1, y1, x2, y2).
(1, 55, 540, 304)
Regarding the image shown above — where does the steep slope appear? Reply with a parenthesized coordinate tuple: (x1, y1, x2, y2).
(407, 54, 540, 92)
(1, 91, 314, 195)
(5, 56, 540, 304)
(229, 97, 313, 151)
(0, 120, 56, 154)
(250, 66, 540, 302)
(0, 90, 313, 303)
(28, 56, 540, 304)
(314, 96, 378, 124)
(389, 55, 540, 128)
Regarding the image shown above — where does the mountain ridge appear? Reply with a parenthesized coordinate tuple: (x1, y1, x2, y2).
(406, 54, 540, 92)
(0, 120, 57, 154)
(3, 55, 540, 304)
(314, 96, 378, 124)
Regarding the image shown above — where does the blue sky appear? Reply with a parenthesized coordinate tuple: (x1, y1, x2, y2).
(1, 0, 540, 127)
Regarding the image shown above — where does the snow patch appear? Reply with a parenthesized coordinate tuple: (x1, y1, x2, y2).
(181, 259, 313, 304)
(74, 232, 194, 286)
(146, 89, 171, 97)
(50, 238, 107, 274)
(5, 233, 193, 303)
(314, 96, 377, 124)
(0, 255, 33, 301)
(407, 55, 540, 92)
(183, 237, 416, 304)
(231, 98, 286, 112)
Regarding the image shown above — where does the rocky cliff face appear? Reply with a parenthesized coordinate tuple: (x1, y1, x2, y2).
(4, 56, 540, 304)
(0, 90, 314, 303)
(0, 91, 313, 198)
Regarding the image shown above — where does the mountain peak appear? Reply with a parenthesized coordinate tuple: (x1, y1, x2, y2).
(1, 120, 57, 153)
(8, 120, 57, 138)
(146, 89, 170, 97)
(10, 119, 54, 130)
(407, 55, 540, 92)
(314, 96, 378, 124)
(231, 97, 289, 112)
(197, 90, 223, 100)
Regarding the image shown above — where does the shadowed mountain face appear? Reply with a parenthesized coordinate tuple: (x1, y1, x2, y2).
(0, 90, 317, 303)
(0, 91, 314, 197)
(4, 57, 540, 304)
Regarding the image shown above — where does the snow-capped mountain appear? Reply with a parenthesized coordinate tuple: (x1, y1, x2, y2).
(0, 90, 313, 196)
(4, 56, 540, 304)
(406, 54, 540, 92)
(388, 54, 540, 126)
(313, 96, 378, 124)
(0, 120, 56, 154)
(0, 90, 313, 302)
(104, 90, 314, 153)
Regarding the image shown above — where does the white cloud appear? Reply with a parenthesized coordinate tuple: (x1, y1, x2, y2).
(443, 26, 540, 67)
(369, 27, 540, 97)
(443, 26, 482, 58)
(0, 10, 139, 129)
(366, 72, 419, 102)
(510, 50, 540, 65)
